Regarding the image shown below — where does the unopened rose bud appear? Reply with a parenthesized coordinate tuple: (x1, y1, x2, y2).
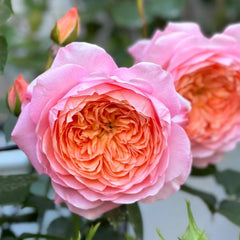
(7, 75, 28, 116)
(51, 7, 80, 46)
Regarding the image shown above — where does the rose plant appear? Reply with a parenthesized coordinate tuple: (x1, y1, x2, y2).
(129, 22, 240, 167)
(11, 42, 192, 219)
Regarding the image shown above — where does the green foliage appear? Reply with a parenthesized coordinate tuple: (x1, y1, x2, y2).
(218, 200, 240, 226)
(0, 2, 12, 25)
(92, 223, 125, 240)
(24, 195, 55, 217)
(86, 222, 101, 240)
(145, 0, 187, 20)
(30, 174, 50, 196)
(156, 228, 166, 240)
(0, 174, 38, 205)
(190, 165, 217, 177)
(0, 35, 7, 74)
(110, 0, 142, 28)
(104, 205, 128, 230)
(181, 185, 217, 213)
(3, 113, 17, 142)
(125, 234, 135, 240)
(215, 170, 240, 197)
(180, 202, 208, 240)
(127, 203, 143, 240)
(156, 202, 208, 240)
(47, 217, 79, 239)
(1, 229, 15, 240)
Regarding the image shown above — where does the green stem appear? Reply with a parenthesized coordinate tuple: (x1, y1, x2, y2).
(74, 214, 80, 238)
(136, 0, 147, 37)
(0, 145, 18, 151)
(17, 233, 65, 240)
(0, 212, 38, 225)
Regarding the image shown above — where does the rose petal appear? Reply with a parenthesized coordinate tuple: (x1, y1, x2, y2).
(11, 104, 44, 173)
(51, 42, 118, 75)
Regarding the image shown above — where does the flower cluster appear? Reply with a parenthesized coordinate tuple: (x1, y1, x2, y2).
(9, 8, 240, 219)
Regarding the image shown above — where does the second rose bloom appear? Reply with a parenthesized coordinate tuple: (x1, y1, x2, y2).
(129, 22, 240, 167)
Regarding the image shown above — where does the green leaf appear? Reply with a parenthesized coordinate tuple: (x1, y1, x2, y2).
(218, 200, 240, 226)
(181, 185, 217, 213)
(1, 228, 15, 240)
(2, 0, 13, 13)
(156, 229, 166, 240)
(104, 205, 128, 230)
(0, 174, 38, 205)
(92, 223, 125, 240)
(181, 201, 208, 240)
(0, 35, 8, 74)
(3, 113, 17, 142)
(18, 233, 65, 240)
(30, 174, 50, 196)
(191, 165, 216, 177)
(24, 195, 55, 216)
(47, 217, 76, 239)
(0, 2, 12, 25)
(215, 170, 240, 196)
(127, 202, 143, 240)
(125, 234, 135, 240)
(86, 222, 101, 240)
(75, 231, 81, 240)
(47, 215, 88, 239)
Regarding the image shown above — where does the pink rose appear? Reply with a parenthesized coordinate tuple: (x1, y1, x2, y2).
(12, 42, 191, 219)
(129, 22, 240, 167)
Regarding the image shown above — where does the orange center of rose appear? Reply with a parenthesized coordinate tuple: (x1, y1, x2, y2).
(53, 94, 162, 188)
(175, 64, 240, 142)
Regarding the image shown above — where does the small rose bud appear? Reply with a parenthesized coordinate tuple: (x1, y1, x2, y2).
(7, 75, 28, 116)
(51, 7, 80, 46)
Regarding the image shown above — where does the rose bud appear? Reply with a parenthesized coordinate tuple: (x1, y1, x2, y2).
(7, 75, 28, 116)
(51, 7, 80, 46)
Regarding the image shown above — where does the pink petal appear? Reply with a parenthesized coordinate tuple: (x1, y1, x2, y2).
(165, 122, 192, 183)
(128, 39, 150, 63)
(193, 152, 223, 168)
(29, 65, 88, 123)
(222, 23, 240, 43)
(65, 200, 119, 220)
(51, 42, 118, 75)
(165, 22, 203, 35)
(11, 104, 44, 173)
(114, 62, 184, 117)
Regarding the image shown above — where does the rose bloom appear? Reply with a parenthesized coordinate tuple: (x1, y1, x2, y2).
(129, 22, 240, 167)
(12, 42, 191, 219)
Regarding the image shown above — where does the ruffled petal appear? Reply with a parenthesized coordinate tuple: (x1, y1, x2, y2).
(11, 104, 44, 173)
(51, 42, 118, 75)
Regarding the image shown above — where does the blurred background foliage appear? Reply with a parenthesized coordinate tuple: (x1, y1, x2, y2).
(1, 0, 240, 239)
